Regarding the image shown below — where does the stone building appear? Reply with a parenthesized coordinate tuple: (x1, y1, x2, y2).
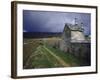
(60, 22, 86, 51)
(39, 18, 91, 66)
(60, 21, 90, 66)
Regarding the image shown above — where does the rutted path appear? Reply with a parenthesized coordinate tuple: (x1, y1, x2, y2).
(24, 45, 70, 68)
(42, 46, 70, 67)
(24, 50, 40, 68)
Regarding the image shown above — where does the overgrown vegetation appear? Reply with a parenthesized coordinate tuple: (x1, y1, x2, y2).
(23, 38, 80, 69)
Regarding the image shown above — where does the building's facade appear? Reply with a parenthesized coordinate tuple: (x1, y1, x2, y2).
(60, 23, 91, 66)
(60, 23, 87, 52)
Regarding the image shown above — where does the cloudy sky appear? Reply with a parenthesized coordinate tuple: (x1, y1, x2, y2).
(23, 10, 91, 35)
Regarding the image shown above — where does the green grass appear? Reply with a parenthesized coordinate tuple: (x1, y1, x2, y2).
(39, 46, 67, 67)
(23, 38, 80, 69)
(44, 44, 80, 66)
(27, 45, 67, 68)
(23, 39, 43, 66)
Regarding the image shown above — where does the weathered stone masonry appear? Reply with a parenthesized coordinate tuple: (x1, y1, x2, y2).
(60, 23, 91, 66)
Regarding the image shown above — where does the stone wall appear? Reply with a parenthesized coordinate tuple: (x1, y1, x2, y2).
(70, 43, 91, 66)
(59, 39, 71, 52)
(59, 38, 91, 66)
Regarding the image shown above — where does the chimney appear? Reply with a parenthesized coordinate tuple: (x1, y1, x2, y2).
(81, 22, 84, 28)
(75, 18, 78, 25)
(80, 22, 84, 31)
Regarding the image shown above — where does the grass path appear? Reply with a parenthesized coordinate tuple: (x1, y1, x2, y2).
(42, 46, 70, 67)
(37, 47, 56, 67)
(24, 50, 40, 68)
(24, 45, 77, 68)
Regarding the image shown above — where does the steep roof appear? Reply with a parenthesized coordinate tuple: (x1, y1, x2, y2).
(64, 23, 84, 32)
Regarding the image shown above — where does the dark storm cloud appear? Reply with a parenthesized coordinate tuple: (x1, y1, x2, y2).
(23, 10, 91, 35)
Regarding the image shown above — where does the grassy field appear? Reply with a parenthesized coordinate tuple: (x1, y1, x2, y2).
(23, 38, 80, 69)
